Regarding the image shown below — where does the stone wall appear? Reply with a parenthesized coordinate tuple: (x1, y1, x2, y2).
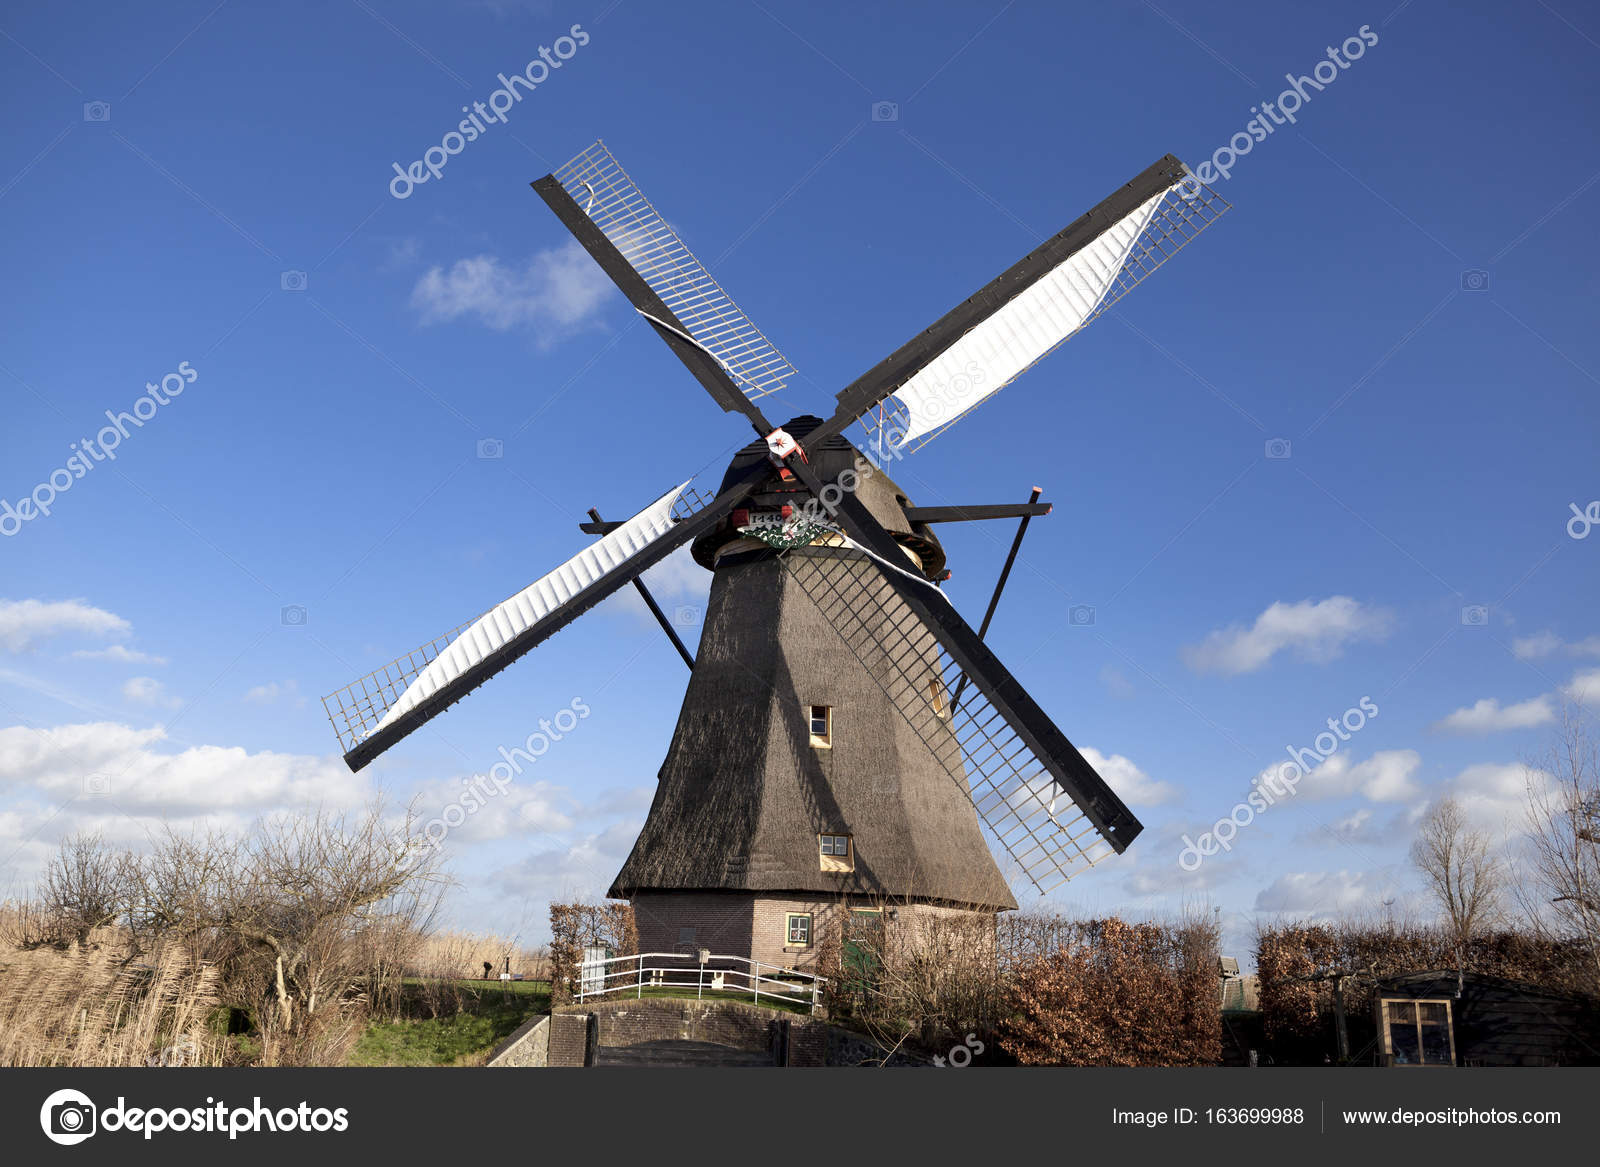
(485, 1014, 549, 1067)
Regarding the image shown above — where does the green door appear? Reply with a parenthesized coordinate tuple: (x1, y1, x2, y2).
(842, 909, 883, 991)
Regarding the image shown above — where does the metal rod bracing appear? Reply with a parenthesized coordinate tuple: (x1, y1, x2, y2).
(589, 507, 695, 671)
(949, 486, 1044, 714)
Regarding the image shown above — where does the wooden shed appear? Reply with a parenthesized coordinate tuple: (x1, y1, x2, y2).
(1374, 970, 1600, 1067)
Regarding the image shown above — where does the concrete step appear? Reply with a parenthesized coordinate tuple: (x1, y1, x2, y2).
(593, 1039, 775, 1068)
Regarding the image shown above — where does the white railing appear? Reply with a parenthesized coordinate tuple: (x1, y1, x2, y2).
(576, 952, 825, 1013)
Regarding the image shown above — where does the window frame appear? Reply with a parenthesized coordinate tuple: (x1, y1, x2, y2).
(785, 912, 812, 947)
(819, 833, 854, 872)
(1377, 996, 1456, 1067)
(808, 704, 832, 748)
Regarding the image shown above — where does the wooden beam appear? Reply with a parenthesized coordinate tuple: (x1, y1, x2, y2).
(904, 502, 1052, 525)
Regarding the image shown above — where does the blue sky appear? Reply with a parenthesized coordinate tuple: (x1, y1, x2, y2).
(2, 0, 1597, 955)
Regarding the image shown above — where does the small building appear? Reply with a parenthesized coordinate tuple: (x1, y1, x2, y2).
(1374, 970, 1600, 1067)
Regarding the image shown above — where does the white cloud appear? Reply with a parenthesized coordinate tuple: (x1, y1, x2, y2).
(0, 598, 130, 653)
(1081, 747, 1177, 806)
(1512, 631, 1600, 660)
(495, 820, 644, 906)
(415, 776, 575, 843)
(244, 680, 306, 708)
(1255, 869, 1389, 914)
(1298, 749, 1422, 802)
(1441, 760, 1545, 834)
(122, 676, 179, 709)
(0, 721, 368, 814)
(1564, 667, 1600, 706)
(410, 240, 613, 341)
(1432, 694, 1556, 734)
(70, 644, 167, 666)
(1181, 596, 1391, 675)
(1099, 665, 1135, 699)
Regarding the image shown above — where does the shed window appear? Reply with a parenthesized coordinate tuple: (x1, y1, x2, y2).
(1379, 998, 1455, 1066)
(808, 705, 832, 747)
(786, 913, 812, 946)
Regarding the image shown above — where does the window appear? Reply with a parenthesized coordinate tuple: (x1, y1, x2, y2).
(1378, 998, 1455, 1066)
(786, 913, 812, 946)
(808, 705, 832, 748)
(820, 833, 853, 872)
(929, 676, 949, 719)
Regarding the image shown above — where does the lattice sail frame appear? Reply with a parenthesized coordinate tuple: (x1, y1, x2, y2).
(778, 543, 1118, 894)
(321, 481, 714, 755)
(551, 141, 799, 402)
(857, 175, 1230, 459)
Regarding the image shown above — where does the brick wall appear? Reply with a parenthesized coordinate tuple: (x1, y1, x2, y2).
(629, 891, 997, 987)
(631, 891, 754, 960)
(547, 1012, 590, 1067)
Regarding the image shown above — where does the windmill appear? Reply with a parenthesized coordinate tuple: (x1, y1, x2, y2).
(322, 141, 1227, 963)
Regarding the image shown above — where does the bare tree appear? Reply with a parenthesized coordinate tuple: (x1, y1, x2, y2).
(1411, 797, 1503, 950)
(34, 832, 134, 946)
(1521, 704, 1600, 990)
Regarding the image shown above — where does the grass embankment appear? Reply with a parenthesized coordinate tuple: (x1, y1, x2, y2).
(348, 979, 551, 1067)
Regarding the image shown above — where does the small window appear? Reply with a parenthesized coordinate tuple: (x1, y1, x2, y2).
(808, 705, 832, 748)
(1378, 998, 1455, 1066)
(786, 913, 812, 946)
(929, 676, 948, 719)
(820, 834, 854, 872)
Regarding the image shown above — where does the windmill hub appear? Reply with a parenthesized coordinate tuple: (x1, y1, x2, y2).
(690, 416, 946, 577)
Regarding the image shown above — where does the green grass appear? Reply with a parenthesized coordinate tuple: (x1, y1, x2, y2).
(348, 980, 551, 1066)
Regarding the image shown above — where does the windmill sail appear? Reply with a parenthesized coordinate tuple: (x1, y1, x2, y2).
(776, 541, 1141, 894)
(324, 480, 720, 770)
(841, 156, 1229, 458)
(535, 141, 799, 409)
